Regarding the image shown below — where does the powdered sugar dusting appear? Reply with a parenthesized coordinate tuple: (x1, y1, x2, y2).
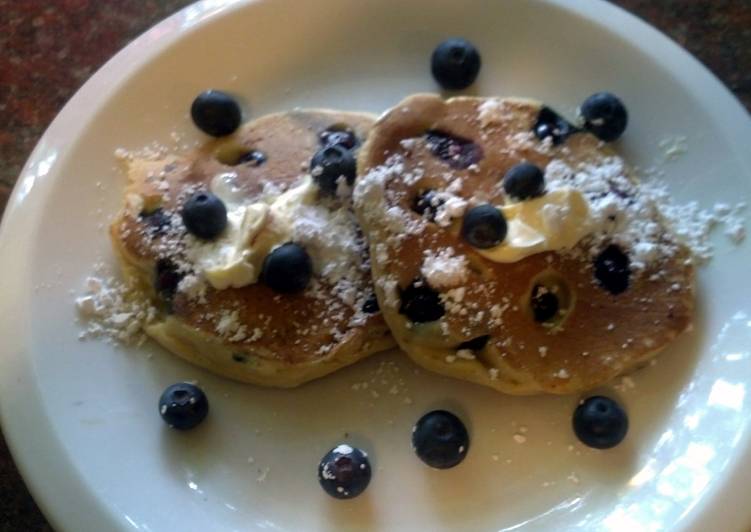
(544, 157, 746, 268)
(76, 271, 156, 346)
(421, 247, 469, 289)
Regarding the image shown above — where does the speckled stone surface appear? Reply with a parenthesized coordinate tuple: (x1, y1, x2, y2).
(0, 1, 748, 529)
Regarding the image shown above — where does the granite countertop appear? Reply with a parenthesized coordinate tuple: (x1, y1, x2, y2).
(0, 1, 749, 529)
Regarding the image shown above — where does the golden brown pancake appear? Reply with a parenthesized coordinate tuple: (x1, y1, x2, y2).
(111, 109, 395, 387)
(354, 93, 694, 394)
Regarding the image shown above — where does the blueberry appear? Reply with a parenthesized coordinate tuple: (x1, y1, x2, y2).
(580, 92, 628, 142)
(573, 396, 628, 449)
(425, 130, 483, 169)
(139, 208, 171, 233)
(181, 191, 228, 240)
(431, 38, 482, 90)
(594, 245, 630, 295)
(533, 107, 577, 145)
(190, 90, 242, 137)
(320, 125, 358, 150)
(318, 444, 371, 499)
(461, 204, 507, 249)
(158, 382, 209, 430)
(503, 162, 545, 200)
(412, 189, 445, 221)
(531, 285, 559, 323)
(399, 280, 445, 323)
(362, 293, 380, 314)
(457, 335, 490, 351)
(261, 242, 313, 294)
(310, 145, 357, 195)
(155, 259, 182, 302)
(237, 149, 267, 167)
(412, 410, 469, 469)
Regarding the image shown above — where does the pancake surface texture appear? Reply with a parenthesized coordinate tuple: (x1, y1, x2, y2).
(111, 109, 395, 387)
(354, 93, 694, 395)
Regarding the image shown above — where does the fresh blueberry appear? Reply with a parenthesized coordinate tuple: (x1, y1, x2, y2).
(237, 149, 267, 167)
(399, 280, 445, 323)
(190, 90, 242, 137)
(412, 410, 469, 469)
(503, 162, 545, 200)
(310, 145, 357, 195)
(431, 38, 482, 90)
(461, 204, 507, 249)
(261, 242, 313, 294)
(425, 130, 483, 169)
(573, 396, 628, 449)
(580, 92, 628, 142)
(457, 335, 490, 351)
(412, 189, 445, 221)
(362, 293, 380, 314)
(139, 208, 171, 233)
(181, 191, 228, 240)
(531, 285, 559, 322)
(159, 382, 209, 430)
(318, 444, 372, 499)
(533, 107, 577, 145)
(320, 125, 358, 150)
(155, 259, 182, 303)
(594, 245, 630, 295)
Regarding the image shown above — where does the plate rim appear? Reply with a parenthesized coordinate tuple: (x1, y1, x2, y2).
(0, 0, 750, 530)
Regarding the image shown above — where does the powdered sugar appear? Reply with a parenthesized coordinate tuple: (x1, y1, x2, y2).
(477, 98, 514, 127)
(354, 154, 427, 240)
(433, 193, 468, 227)
(75, 273, 156, 346)
(421, 247, 469, 289)
(292, 201, 366, 289)
(544, 156, 746, 269)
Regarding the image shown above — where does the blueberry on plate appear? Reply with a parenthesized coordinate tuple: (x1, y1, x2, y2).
(310, 145, 357, 195)
(431, 38, 482, 90)
(580, 92, 628, 142)
(318, 444, 371, 499)
(399, 280, 445, 323)
(531, 284, 559, 323)
(261, 242, 313, 294)
(412, 410, 469, 469)
(236, 149, 267, 167)
(572, 396, 628, 449)
(503, 162, 545, 200)
(181, 191, 228, 240)
(594, 244, 630, 295)
(190, 90, 242, 137)
(461, 204, 507, 249)
(533, 107, 577, 145)
(320, 125, 358, 150)
(159, 382, 209, 430)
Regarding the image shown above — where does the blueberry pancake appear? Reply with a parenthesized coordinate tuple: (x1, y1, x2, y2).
(354, 93, 694, 395)
(111, 109, 395, 387)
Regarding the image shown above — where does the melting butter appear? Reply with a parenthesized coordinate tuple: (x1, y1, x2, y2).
(478, 188, 591, 263)
(186, 174, 318, 289)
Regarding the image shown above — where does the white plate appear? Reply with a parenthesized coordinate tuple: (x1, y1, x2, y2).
(1, 0, 750, 530)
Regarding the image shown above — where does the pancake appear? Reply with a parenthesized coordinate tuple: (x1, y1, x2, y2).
(111, 109, 395, 387)
(354, 93, 695, 395)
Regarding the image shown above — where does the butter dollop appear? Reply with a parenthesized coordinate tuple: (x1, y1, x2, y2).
(477, 188, 591, 263)
(186, 173, 317, 289)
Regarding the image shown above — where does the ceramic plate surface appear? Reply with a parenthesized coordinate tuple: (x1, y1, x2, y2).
(1, 0, 750, 530)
